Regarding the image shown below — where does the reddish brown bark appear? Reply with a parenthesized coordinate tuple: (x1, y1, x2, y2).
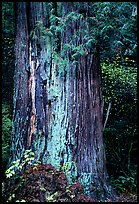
(10, 2, 116, 201)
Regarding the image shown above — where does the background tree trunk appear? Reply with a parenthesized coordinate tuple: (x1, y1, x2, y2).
(10, 2, 116, 201)
(11, 2, 29, 161)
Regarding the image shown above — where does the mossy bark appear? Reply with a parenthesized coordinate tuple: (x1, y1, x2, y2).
(10, 2, 116, 201)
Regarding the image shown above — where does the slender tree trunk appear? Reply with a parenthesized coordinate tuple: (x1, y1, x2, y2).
(10, 2, 116, 201)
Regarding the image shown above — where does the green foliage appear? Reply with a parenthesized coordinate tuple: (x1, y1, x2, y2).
(88, 2, 137, 60)
(46, 191, 59, 202)
(50, 10, 83, 34)
(66, 11, 83, 22)
(2, 104, 12, 171)
(5, 149, 40, 178)
(16, 199, 26, 202)
(102, 56, 137, 194)
(2, 2, 15, 105)
(104, 122, 137, 173)
(2, 2, 15, 36)
(71, 44, 86, 59)
(7, 193, 15, 202)
(30, 20, 53, 44)
(3, 149, 41, 202)
(101, 56, 137, 105)
(111, 168, 137, 194)
(2, 36, 15, 105)
(52, 51, 68, 76)
(61, 162, 75, 177)
(48, 2, 137, 78)
(6, 194, 26, 202)
(61, 162, 73, 173)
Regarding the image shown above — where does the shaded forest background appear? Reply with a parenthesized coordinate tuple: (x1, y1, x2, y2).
(2, 1, 137, 200)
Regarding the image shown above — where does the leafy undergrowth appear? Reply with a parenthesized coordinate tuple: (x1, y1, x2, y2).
(2, 164, 137, 202)
(116, 193, 137, 202)
(2, 164, 97, 202)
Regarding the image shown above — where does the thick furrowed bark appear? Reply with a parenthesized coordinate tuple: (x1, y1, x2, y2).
(10, 3, 29, 163)
(11, 2, 117, 201)
(58, 3, 116, 200)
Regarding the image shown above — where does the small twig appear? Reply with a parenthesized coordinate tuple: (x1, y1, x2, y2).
(128, 142, 133, 170)
(103, 102, 111, 130)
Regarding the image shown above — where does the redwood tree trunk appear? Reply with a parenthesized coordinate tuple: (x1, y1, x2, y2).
(11, 2, 29, 160)
(10, 2, 116, 201)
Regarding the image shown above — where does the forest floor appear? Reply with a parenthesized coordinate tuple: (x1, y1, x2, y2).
(115, 193, 137, 202)
(2, 164, 137, 202)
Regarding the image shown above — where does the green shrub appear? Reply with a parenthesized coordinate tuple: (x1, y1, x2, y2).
(5, 149, 40, 178)
(110, 168, 137, 194)
(3, 149, 40, 202)
(2, 104, 12, 172)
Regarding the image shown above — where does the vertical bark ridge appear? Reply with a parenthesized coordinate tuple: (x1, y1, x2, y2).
(29, 3, 54, 162)
(10, 2, 29, 163)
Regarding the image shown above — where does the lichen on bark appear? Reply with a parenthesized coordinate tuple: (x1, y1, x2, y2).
(11, 2, 117, 201)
